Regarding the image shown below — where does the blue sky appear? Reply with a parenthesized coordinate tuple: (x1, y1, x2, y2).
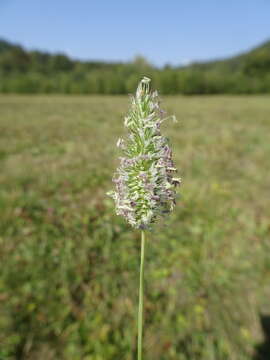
(0, 0, 269, 66)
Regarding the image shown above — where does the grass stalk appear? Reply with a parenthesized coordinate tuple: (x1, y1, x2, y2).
(137, 230, 145, 360)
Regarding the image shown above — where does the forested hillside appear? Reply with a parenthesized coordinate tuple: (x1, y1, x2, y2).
(0, 38, 270, 94)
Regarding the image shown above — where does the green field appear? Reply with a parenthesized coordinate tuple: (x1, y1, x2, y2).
(1, 95, 270, 360)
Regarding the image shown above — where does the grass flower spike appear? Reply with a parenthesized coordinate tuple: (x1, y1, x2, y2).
(108, 77, 180, 360)
(108, 76, 180, 230)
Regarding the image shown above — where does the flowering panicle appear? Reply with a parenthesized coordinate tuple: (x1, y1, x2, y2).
(108, 77, 180, 229)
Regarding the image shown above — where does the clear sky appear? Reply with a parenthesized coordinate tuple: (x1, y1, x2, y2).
(0, 0, 269, 66)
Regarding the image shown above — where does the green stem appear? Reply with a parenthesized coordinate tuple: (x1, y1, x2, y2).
(138, 230, 145, 360)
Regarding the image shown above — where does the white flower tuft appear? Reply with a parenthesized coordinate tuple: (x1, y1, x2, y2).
(108, 77, 180, 229)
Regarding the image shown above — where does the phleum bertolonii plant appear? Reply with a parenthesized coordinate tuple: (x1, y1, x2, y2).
(108, 77, 180, 229)
(108, 77, 180, 360)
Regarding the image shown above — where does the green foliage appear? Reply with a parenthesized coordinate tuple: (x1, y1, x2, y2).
(243, 49, 270, 76)
(1, 38, 270, 94)
(0, 95, 270, 359)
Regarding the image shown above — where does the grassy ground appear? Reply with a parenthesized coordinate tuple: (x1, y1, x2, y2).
(0, 95, 270, 360)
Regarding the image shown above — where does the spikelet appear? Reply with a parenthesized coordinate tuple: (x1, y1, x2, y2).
(108, 77, 180, 229)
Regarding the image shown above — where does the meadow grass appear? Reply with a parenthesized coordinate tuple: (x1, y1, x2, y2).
(0, 95, 270, 360)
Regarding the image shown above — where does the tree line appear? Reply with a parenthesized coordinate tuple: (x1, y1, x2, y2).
(0, 39, 270, 94)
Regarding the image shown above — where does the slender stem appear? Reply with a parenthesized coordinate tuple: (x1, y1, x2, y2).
(138, 230, 145, 360)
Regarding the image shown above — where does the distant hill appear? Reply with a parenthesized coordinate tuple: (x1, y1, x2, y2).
(187, 39, 270, 74)
(0, 38, 270, 94)
(0, 39, 14, 53)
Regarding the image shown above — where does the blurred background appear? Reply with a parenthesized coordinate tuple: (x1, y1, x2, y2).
(0, 1, 270, 359)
